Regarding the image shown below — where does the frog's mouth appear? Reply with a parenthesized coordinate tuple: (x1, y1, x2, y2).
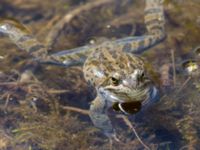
(111, 86, 159, 114)
(112, 101, 142, 114)
(98, 85, 150, 104)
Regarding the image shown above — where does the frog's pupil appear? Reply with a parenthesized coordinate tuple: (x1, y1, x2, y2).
(141, 73, 144, 77)
(111, 77, 119, 85)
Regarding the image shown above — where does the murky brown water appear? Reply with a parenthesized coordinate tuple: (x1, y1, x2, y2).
(0, 0, 200, 149)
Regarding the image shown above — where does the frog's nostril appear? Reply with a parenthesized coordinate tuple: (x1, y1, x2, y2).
(123, 79, 135, 88)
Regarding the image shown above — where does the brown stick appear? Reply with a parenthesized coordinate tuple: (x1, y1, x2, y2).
(0, 82, 19, 86)
(47, 89, 69, 94)
(3, 93, 10, 111)
(176, 76, 191, 94)
(61, 105, 150, 149)
(171, 49, 176, 87)
(45, 0, 114, 48)
(0, 80, 40, 86)
(61, 105, 89, 115)
(116, 115, 151, 150)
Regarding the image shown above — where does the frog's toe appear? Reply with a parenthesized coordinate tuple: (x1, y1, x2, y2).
(108, 132, 121, 143)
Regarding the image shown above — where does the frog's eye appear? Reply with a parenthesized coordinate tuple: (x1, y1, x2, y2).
(141, 72, 145, 78)
(111, 77, 120, 86)
(137, 72, 145, 82)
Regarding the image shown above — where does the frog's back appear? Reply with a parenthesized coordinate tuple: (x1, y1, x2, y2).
(83, 42, 145, 86)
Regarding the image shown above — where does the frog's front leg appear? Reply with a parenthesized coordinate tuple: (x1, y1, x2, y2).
(90, 95, 119, 140)
(116, 0, 165, 54)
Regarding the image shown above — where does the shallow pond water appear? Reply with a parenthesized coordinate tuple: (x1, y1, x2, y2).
(0, 0, 200, 149)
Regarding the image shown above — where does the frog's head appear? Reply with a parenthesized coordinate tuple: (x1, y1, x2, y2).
(98, 55, 159, 109)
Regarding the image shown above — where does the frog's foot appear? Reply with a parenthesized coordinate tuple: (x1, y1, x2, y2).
(0, 19, 93, 68)
(104, 130, 121, 143)
(115, 0, 165, 54)
(0, 19, 47, 58)
(108, 134, 121, 150)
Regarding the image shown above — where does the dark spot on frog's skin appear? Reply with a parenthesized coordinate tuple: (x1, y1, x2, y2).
(91, 60, 99, 66)
(17, 35, 33, 43)
(101, 55, 108, 62)
(86, 67, 90, 71)
(90, 70, 94, 74)
(112, 50, 118, 58)
(106, 46, 112, 51)
(119, 55, 125, 63)
(92, 49, 100, 57)
(77, 53, 87, 59)
(130, 63, 136, 70)
(148, 37, 153, 45)
(90, 78, 94, 83)
(122, 43, 132, 52)
(60, 56, 66, 61)
(29, 44, 45, 52)
(98, 52, 104, 59)
(138, 40, 145, 49)
(119, 63, 125, 68)
(85, 73, 89, 78)
(101, 69, 108, 76)
(127, 54, 133, 62)
(138, 61, 144, 67)
(66, 55, 74, 61)
(145, 20, 158, 27)
(151, 26, 163, 35)
(104, 63, 113, 72)
(145, 8, 162, 14)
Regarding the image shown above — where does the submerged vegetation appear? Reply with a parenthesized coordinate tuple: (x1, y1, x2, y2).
(0, 0, 200, 149)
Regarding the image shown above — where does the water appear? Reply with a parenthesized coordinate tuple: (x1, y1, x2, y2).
(0, 0, 200, 149)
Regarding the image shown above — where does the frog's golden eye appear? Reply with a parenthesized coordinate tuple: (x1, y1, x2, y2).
(111, 77, 120, 86)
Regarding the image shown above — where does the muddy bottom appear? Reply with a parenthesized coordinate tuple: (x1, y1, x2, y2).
(0, 0, 200, 149)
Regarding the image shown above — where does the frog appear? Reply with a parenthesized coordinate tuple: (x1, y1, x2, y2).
(0, 0, 165, 140)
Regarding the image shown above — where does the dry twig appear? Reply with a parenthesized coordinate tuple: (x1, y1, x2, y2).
(61, 105, 89, 115)
(61, 105, 151, 149)
(171, 49, 176, 87)
(45, 0, 114, 48)
(176, 76, 191, 94)
(116, 115, 151, 150)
